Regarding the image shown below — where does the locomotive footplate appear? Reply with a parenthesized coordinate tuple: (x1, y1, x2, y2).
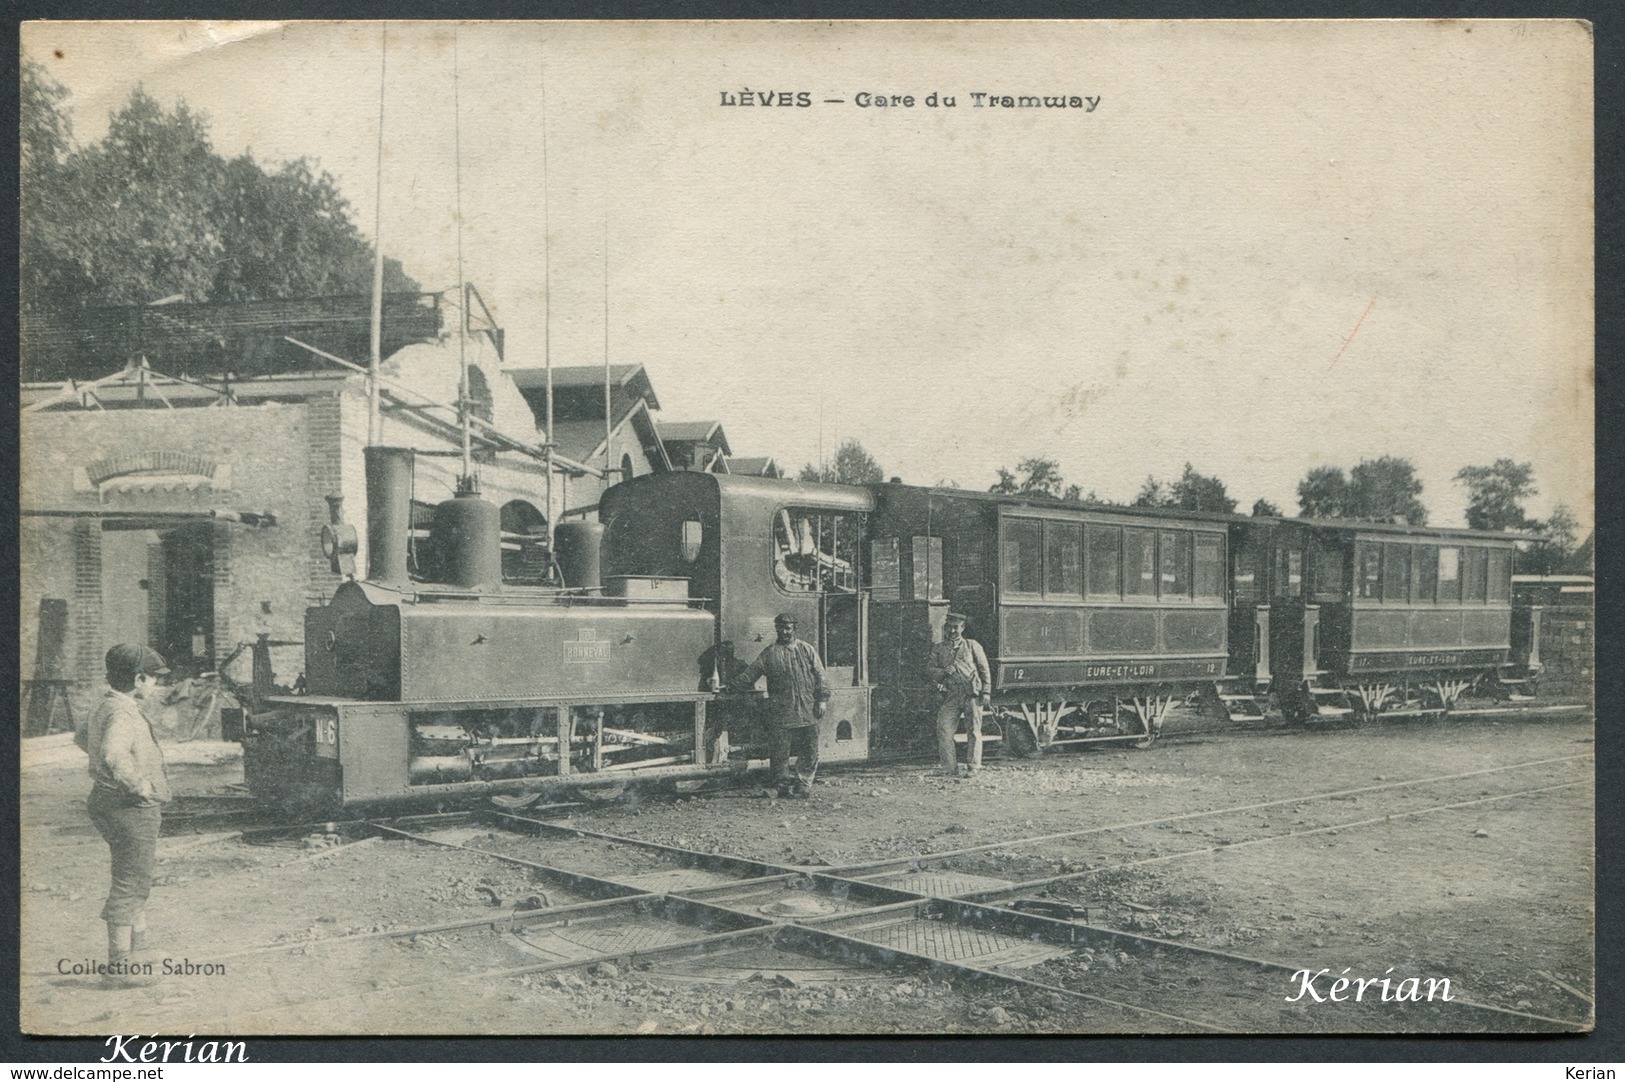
(250, 692, 732, 809)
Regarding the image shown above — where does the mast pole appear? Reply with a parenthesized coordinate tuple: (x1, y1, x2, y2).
(453, 30, 473, 490)
(541, 51, 555, 545)
(368, 26, 388, 446)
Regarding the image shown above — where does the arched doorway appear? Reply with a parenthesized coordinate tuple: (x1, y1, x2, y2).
(500, 500, 550, 585)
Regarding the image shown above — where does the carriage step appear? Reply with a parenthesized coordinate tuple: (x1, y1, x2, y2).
(1309, 687, 1349, 697)
(1218, 694, 1260, 703)
(1225, 713, 1267, 723)
(1312, 705, 1355, 717)
(1504, 692, 1537, 702)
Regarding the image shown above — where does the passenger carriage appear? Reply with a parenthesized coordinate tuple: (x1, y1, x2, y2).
(1230, 517, 1541, 723)
(864, 485, 1240, 753)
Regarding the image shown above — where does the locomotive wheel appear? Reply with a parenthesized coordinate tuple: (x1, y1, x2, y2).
(1003, 719, 1041, 759)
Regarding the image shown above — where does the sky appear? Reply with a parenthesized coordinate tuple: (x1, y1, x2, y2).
(21, 20, 1595, 528)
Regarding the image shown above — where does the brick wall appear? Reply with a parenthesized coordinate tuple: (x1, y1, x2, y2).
(72, 520, 103, 686)
(1538, 605, 1594, 701)
(22, 399, 321, 711)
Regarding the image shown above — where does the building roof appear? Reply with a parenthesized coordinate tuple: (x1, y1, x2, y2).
(726, 455, 780, 478)
(550, 404, 672, 473)
(660, 420, 732, 459)
(662, 418, 728, 440)
(507, 365, 661, 411)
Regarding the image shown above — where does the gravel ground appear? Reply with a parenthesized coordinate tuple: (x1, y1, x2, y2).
(20, 712, 1594, 1036)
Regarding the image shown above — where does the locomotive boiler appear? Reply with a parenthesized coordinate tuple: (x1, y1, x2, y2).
(243, 447, 727, 813)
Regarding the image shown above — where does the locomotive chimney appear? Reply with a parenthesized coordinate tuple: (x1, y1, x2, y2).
(364, 445, 415, 587)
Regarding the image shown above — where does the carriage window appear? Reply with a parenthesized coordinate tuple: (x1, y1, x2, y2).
(1415, 545, 1438, 604)
(773, 507, 864, 593)
(1487, 549, 1511, 602)
(1465, 547, 1489, 602)
(1124, 528, 1158, 597)
(1312, 539, 1346, 598)
(1382, 544, 1412, 603)
(1357, 543, 1382, 599)
(1086, 525, 1121, 598)
(1193, 533, 1223, 600)
(1436, 547, 1461, 603)
(1231, 535, 1261, 602)
(1279, 549, 1304, 598)
(1001, 518, 1044, 595)
(1045, 522, 1083, 598)
(1159, 531, 1191, 599)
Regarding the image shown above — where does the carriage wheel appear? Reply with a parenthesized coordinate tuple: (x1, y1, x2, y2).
(1003, 718, 1041, 759)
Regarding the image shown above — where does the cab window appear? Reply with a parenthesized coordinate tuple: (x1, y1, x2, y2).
(773, 507, 863, 593)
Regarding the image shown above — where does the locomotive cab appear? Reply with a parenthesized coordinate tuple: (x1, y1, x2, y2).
(600, 472, 876, 766)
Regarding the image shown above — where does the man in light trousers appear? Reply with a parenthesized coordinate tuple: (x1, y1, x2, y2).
(927, 612, 992, 777)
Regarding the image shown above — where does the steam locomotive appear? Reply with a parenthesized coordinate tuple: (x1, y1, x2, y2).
(241, 447, 1542, 813)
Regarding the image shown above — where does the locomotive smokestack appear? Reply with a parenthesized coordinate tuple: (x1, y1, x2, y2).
(365, 445, 415, 586)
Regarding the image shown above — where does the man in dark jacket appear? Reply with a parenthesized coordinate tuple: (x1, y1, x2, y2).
(76, 643, 172, 988)
(734, 613, 829, 797)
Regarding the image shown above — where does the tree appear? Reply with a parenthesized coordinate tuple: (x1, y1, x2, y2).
(1454, 459, 1539, 532)
(1296, 458, 1427, 524)
(21, 60, 88, 311)
(1348, 456, 1427, 525)
(1133, 464, 1237, 513)
(1132, 475, 1169, 508)
(1518, 504, 1582, 575)
(1169, 464, 1236, 513)
(20, 62, 419, 313)
(1251, 497, 1283, 518)
(989, 457, 1071, 499)
(1297, 466, 1351, 518)
(800, 439, 884, 485)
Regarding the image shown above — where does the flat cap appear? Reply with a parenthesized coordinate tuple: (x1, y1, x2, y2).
(945, 612, 969, 624)
(106, 643, 170, 677)
(774, 612, 797, 626)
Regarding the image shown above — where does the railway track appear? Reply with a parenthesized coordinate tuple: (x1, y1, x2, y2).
(54, 742, 1588, 1034)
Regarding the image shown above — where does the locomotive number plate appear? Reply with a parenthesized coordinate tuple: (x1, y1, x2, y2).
(316, 715, 338, 746)
(564, 640, 611, 663)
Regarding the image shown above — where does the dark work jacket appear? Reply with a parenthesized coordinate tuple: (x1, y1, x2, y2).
(737, 638, 830, 728)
